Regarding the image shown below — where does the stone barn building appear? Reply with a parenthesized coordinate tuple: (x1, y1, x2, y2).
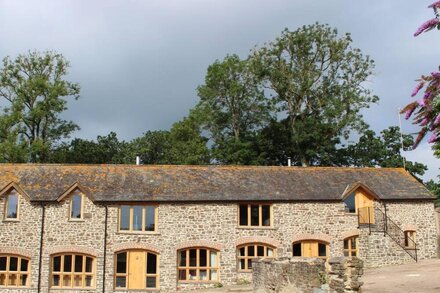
(0, 164, 437, 292)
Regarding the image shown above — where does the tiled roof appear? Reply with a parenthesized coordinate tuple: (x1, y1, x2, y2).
(0, 164, 434, 202)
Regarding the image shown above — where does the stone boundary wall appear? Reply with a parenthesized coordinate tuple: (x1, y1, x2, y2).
(253, 257, 363, 293)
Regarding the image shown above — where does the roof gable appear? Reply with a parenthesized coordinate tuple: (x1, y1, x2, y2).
(0, 181, 31, 200)
(341, 182, 381, 200)
(56, 182, 95, 202)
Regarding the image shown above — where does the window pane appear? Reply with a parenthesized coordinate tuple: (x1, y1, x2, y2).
(257, 246, 265, 256)
(145, 206, 155, 231)
(351, 238, 357, 249)
(239, 259, 245, 270)
(73, 275, 82, 287)
(200, 269, 207, 280)
(115, 276, 126, 288)
(52, 275, 60, 287)
(0, 257, 6, 271)
(251, 205, 259, 226)
(248, 245, 254, 257)
(210, 269, 218, 281)
(116, 253, 127, 274)
(199, 249, 207, 267)
(293, 243, 302, 256)
(239, 205, 248, 226)
(352, 251, 357, 256)
(238, 247, 245, 256)
(179, 251, 186, 267)
(9, 274, 17, 286)
(344, 193, 356, 213)
(262, 205, 271, 226)
(74, 255, 83, 272)
(85, 257, 93, 273)
(53, 256, 61, 272)
(71, 195, 82, 219)
(210, 251, 218, 267)
(344, 251, 349, 257)
(9, 257, 18, 271)
(267, 248, 274, 257)
(64, 255, 72, 272)
(6, 194, 18, 219)
(146, 276, 156, 288)
(20, 259, 29, 272)
(133, 206, 143, 231)
(318, 243, 327, 257)
(178, 270, 186, 280)
(189, 249, 197, 267)
(248, 259, 252, 269)
(20, 274, 28, 286)
(0, 274, 5, 285)
(188, 269, 197, 280)
(63, 275, 71, 286)
(119, 206, 130, 231)
(146, 253, 157, 274)
(85, 276, 93, 287)
(344, 239, 349, 249)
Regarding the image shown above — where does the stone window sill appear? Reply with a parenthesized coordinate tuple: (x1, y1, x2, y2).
(3, 219, 19, 223)
(343, 213, 358, 216)
(236, 226, 277, 230)
(116, 231, 161, 236)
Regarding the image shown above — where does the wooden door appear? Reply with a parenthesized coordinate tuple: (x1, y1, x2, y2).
(128, 251, 145, 289)
(302, 241, 318, 257)
(356, 190, 375, 224)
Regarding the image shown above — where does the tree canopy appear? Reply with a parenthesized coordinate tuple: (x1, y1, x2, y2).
(250, 24, 378, 166)
(0, 51, 80, 162)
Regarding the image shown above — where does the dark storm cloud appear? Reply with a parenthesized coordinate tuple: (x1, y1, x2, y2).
(0, 0, 438, 179)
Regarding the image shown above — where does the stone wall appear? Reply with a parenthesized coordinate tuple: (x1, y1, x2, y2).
(252, 257, 363, 293)
(0, 189, 437, 292)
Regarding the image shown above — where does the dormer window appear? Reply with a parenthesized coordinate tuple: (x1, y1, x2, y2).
(5, 190, 19, 220)
(344, 193, 356, 213)
(70, 193, 83, 220)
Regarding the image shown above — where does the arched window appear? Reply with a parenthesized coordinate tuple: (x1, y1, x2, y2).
(343, 236, 358, 257)
(292, 240, 329, 259)
(115, 250, 159, 290)
(177, 247, 219, 282)
(0, 255, 30, 287)
(50, 253, 95, 288)
(237, 243, 275, 272)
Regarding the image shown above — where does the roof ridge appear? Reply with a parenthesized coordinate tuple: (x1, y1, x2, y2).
(0, 163, 406, 171)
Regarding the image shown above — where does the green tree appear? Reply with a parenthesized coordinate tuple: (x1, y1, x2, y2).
(122, 131, 172, 164)
(425, 179, 440, 206)
(50, 132, 126, 164)
(343, 126, 427, 178)
(196, 54, 270, 164)
(251, 23, 378, 166)
(167, 114, 210, 165)
(0, 51, 80, 162)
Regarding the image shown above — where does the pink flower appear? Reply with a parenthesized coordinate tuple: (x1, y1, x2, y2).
(414, 18, 440, 36)
(431, 71, 440, 78)
(405, 107, 417, 120)
(411, 81, 425, 97)
(428, 132, 438, 143)
(434, 113, 440, 125)
(428, 1, 440, 8)
(420, 117, 430, 126)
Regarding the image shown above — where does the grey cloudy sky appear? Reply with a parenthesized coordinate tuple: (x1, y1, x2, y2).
(0, 0, 439, 179)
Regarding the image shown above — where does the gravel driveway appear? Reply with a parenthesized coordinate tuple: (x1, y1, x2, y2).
(362, 259, 440, 293)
